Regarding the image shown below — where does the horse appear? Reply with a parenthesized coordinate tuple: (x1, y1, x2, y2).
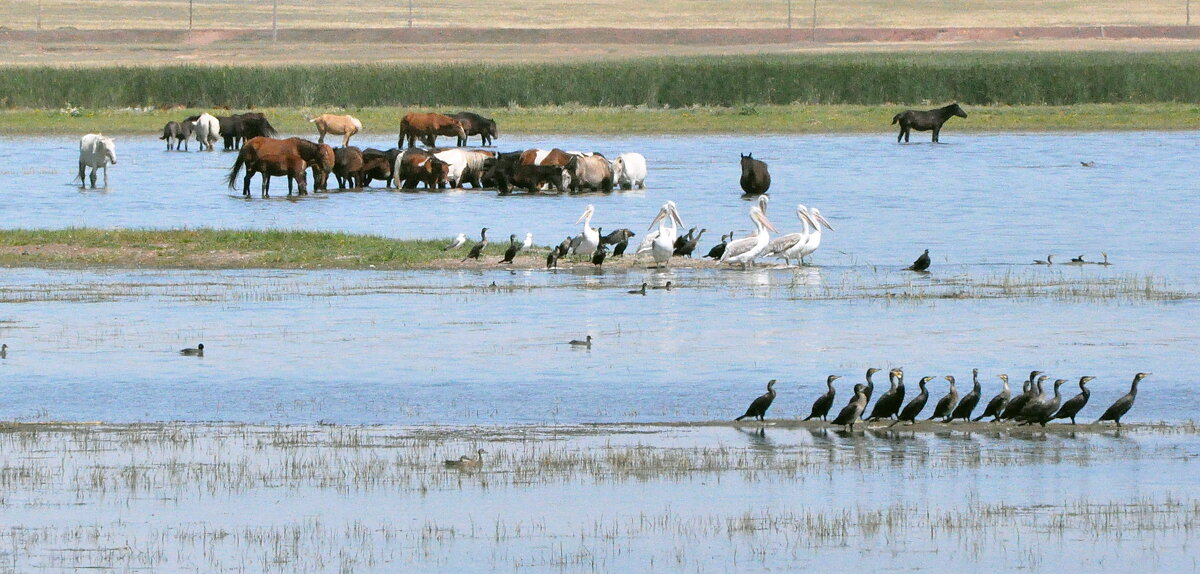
(160, 121, 192, 151)
(398, 112, 466, 148)
(226, 137, 309, 198)
(310, 114, 363, 147)
(452, 112, 498, 146)
(739, 153, 770, 195)
(189, 113, 221, 151)
(77, 133, 116, 188)
(892, 103, 968, 143)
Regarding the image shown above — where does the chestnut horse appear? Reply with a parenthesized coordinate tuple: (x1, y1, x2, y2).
(310, 114, 363, 147)
(398, 112, 466, 148)
(226, 137, 309, 198)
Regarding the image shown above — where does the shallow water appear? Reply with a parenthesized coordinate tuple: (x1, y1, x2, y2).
(0, 423, 1195, 573)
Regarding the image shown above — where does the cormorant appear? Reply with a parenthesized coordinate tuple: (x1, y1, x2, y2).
(444, 448, 486, 469)
(627, 282, 647, 295)
(868, 368, 905, 421)
(1019, 378, 1066, 426)
(463, 227, 489, 261)
(569, 335, 593, 348)
(947, 368, 982, 422)
(180, 343, 204, 357)
(674, 228, 707, 257)
(499, 234, 519, 263)
(974, 374, 1011, 422)
(735, 379, 777, 422)
(906, 249, 931, 271)
(999, 372, 1041, 421)
(1033, 255, 1053, 265)
(831, 384, 869, 430)
(804, 375, 841, 421)
(890, 375, 931, 426)
(704, 232, 733, 259)
(929, 375, 959, 420)
(1052, 376, 1095, 425)
(591, 243, 608, 266)
(1096, 372, 1150, 427)
(444, 233, 467, 251)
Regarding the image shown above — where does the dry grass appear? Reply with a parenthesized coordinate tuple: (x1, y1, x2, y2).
(0, 0, 1191, 30)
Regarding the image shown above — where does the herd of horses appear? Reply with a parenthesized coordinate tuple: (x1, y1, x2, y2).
(74, 103, 968, 191)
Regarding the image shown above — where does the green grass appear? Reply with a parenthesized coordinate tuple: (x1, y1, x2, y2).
(0, 228, 510, 269)
(4, 52, 1200, 110)
(3, 102, 1200, 136)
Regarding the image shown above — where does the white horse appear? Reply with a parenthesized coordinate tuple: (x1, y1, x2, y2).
(193, 113, 220, 151)
(77, 133, 116, 188)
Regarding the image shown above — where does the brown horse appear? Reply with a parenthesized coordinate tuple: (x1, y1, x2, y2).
(310, 114, 363, 147)
(398, 112, 466, 148)
(226, 137, 309, 198)
(288, 138, 335, 191)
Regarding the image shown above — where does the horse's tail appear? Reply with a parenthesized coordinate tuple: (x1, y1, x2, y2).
(226, 152, 245, 189)
(891, 113, 902, 125)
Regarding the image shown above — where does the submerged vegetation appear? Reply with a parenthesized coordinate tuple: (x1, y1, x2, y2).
(5, 53, 1200, 109)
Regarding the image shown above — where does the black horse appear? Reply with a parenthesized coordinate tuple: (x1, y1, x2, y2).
(739, 153, 770, 195)
(892, 103, 967, 143)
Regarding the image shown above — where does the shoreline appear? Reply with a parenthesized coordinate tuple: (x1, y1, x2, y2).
(3, 103, 1200, 136)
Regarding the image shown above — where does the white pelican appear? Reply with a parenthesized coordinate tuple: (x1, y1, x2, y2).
(572, 204, 599, 256)
(443, 233, 467, 251)
(763, 204, 816, 266)
(521, 232, 533, 252)
(636, 201, 684, 267)
(720, 206, 777, 269)
(797, 207, 833, 264)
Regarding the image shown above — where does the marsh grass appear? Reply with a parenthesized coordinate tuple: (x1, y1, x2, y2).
(4, 53, 1200, 111)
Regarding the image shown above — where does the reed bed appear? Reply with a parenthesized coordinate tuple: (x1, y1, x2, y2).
(4, 53, 1200, 110)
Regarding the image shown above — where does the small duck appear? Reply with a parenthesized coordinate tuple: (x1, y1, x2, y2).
(180, 343, 204, 357)
(569, 335, 593, 348)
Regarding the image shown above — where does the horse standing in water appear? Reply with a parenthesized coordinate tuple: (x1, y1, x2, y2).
(77, 134, 117, 188)
(892, 103, 967, 143)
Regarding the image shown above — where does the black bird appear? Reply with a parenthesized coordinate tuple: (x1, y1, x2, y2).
(906, 249, 931, 272)
(974, 374, 1012, 422)
(948, 368, 982, 422)
(673, 227, 697, 251)
(1019, 378, 1066, 427)
(674, 228, 707, 257)
(1033, 255, 1053, 265)
(868, 368, 905, 421)
(862, 367, 881, 410)
(804, 375, 841, 421)
(180, 343, 204, 357)
(569, 335, 593, 348)
(591, 243, 608, 266)
(890, 376, 931, 426)
(1096, 372, 1150, 427)
(929, 375, 959, 420)
(463, 227, 489, 261)
(1052, 376, 1095, 425)
(704, 232, 731, 260)
(627, 282, 647, 295)
(499, 234, 519, 264)
(546, 248, 559, 269)
(736, 379, 777, 422)
(999, 372, 1041, 421)
(831, 384, 869, 430)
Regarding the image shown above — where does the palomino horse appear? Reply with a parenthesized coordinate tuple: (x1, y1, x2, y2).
(226, 137, 310, 198)
(892, 103, 968, 143)
(310, 114, 363, 147)
(77, 133, 117, 188)
(398, 112, 466, 148)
